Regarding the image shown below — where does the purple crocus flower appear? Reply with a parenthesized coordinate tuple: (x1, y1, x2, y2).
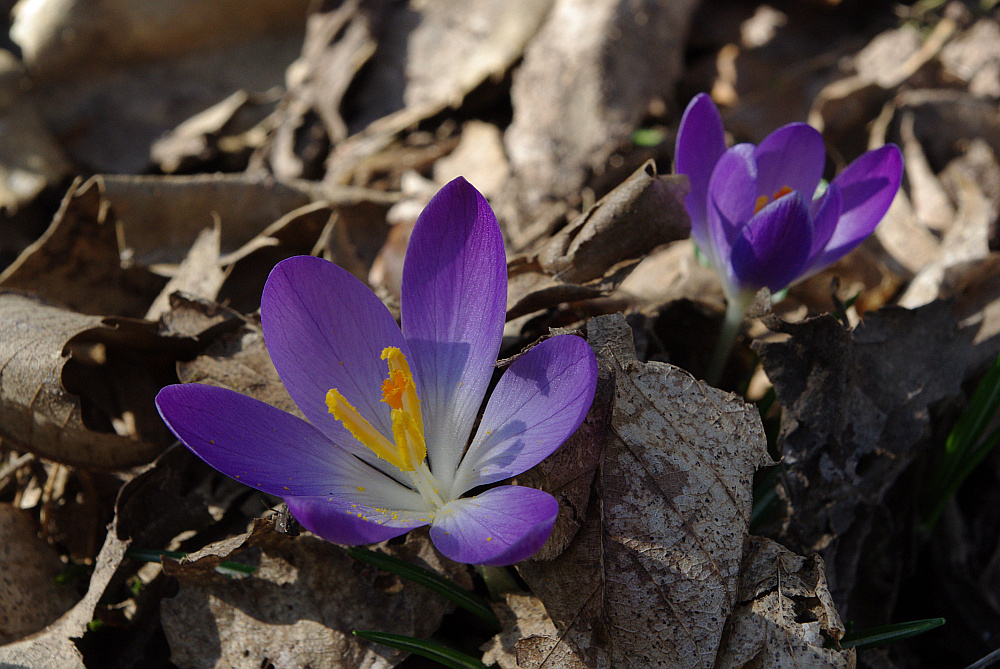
(675, 92, 903, 304)
(155, 178, 598, 566)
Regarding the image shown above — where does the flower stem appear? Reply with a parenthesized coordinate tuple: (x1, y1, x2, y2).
(476, 565, 521, 599)
(705, 293, 752, 387)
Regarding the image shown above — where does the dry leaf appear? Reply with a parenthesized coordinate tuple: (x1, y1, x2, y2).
(756, 303, 975, 616)
(504, 0, 698, 219)
(145, 225, 225, 321)
(160, 521, 469, 669)
(0, 178, 167, 318)
(482, 593, 589, 669)
(506, 163, 690, 320)
(516, 313, 770, 668)
(0, 520, 129, 668)
(715, 536, 855, 669)
(0, 503, 80, 644)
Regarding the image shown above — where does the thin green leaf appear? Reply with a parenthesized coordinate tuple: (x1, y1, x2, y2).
(836, 617, 945, 651)
(921, 352, 1000, 532)
(348, 546, 500, 630)
(125, 547, 256, 577)
(353, 630, 488, 669)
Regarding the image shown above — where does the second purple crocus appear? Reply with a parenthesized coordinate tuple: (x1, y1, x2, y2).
(676, 92, 902, 303)
(675, 93, 903, 382)
(155, 178, 598, 566)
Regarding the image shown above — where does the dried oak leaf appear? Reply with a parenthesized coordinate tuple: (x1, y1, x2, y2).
(160, 521, 469, 669)
(0, 292, 201, 469)
(482, 593, 589, 669)
(0, 504, 80, 645)
(516, 313, 770, 669)
(715, 536, 854, 669)
(0, 519, 129, 669)
(755, 302, 974, 614)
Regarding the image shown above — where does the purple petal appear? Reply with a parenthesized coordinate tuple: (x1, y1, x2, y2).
(730, 191, 813, 292)
(707, 144, 759, 285)
(286, 496, 428, 546)
(753, 123, 826, 204)
(805, 182, 843, 265)
(429, 486, 559, 566)
(451, 335, 597, 497)
(261, 255, 409, 466)
(808, 144, 903, 270)
(675, 93, 727, 249)
(401, 178, 506, 491)
(155, 384, 426, 509)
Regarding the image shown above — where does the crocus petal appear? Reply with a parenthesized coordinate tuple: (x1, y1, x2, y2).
(429, 486, 559, 566)
(804, 182, 843, 266)
(261, 256, 410, 466)
(753, 123, 826, 204)
(450, 335, 597, 498)
(675, 93, 727, 249)
(808, 144, 903, 271)
(155, 384, 428, 514)
(730, 192, 813, 292)
(707, 144, 759, 286)
(401, 177, 506, 491)
(286, 496, 428, 546)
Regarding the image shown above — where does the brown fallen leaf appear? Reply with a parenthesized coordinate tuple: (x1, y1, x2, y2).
(715, 536, 855, 669)
(0, 178, 168, 318)
(145, 225, 226, 321)
(755, 302, 976, 621)
(516, 313, 770, 668)
(0, 518, 129, 668)
(504, 0, 698, 222)
(482, 593, 589, 669)
(0, 292, 199, 469)
(0, 503, 80, 644)
(506, 163, 690, 321)
(160, 520, 469, 669)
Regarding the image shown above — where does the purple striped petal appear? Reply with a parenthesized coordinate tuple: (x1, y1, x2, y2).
(804, 182, 844, 269)
(675, 93, 727, 249)
(809, 144, 903, 270)
(451, 335, 597, 497)
(286, 496, 429, 546)
(753, 123, 826, 204)
(155, 384, 425, 511)
(707, 144, 759, 287)
(261, 256, 409, 467)
(730, 192, 813, 292)
(429, 486, 559, 566)
(401, 178, 507, 491)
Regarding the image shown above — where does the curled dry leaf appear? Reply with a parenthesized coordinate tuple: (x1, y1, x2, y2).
(715, 537, 854, 669)
(0, 292, 201, 469)
(0, 519, 129, 669)
(146, 225, 225, 321)
(160, 521, 469, 669)
(515, 313, 770, 669)
(482, 593, 589, 669)
(0, 504, 80, 644)
(506, 162, 690, 321)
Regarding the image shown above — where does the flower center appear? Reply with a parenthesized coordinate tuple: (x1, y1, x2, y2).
(325, 347, 444, 509)
(754, 185, 794, 214)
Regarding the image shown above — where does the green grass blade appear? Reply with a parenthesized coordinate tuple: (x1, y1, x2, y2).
(125, 547, 256, 576)
(921, 352, 1000, 532)
(353, 631, 488, 669)
(837, 617, 945, 651)
(348, 546, 500, 630)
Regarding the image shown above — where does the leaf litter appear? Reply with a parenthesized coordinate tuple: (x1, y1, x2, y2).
(2, 1, 1000, 668)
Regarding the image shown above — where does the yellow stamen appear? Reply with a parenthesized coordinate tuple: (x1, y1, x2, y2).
(326, 347, 428, 480)
(326, 388, 407, 470)
(754, 185, 794, 214)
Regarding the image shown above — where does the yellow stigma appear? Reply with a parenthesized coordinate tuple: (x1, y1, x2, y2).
(754, 185, 794, 214)
(326, 347, 426, 472)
